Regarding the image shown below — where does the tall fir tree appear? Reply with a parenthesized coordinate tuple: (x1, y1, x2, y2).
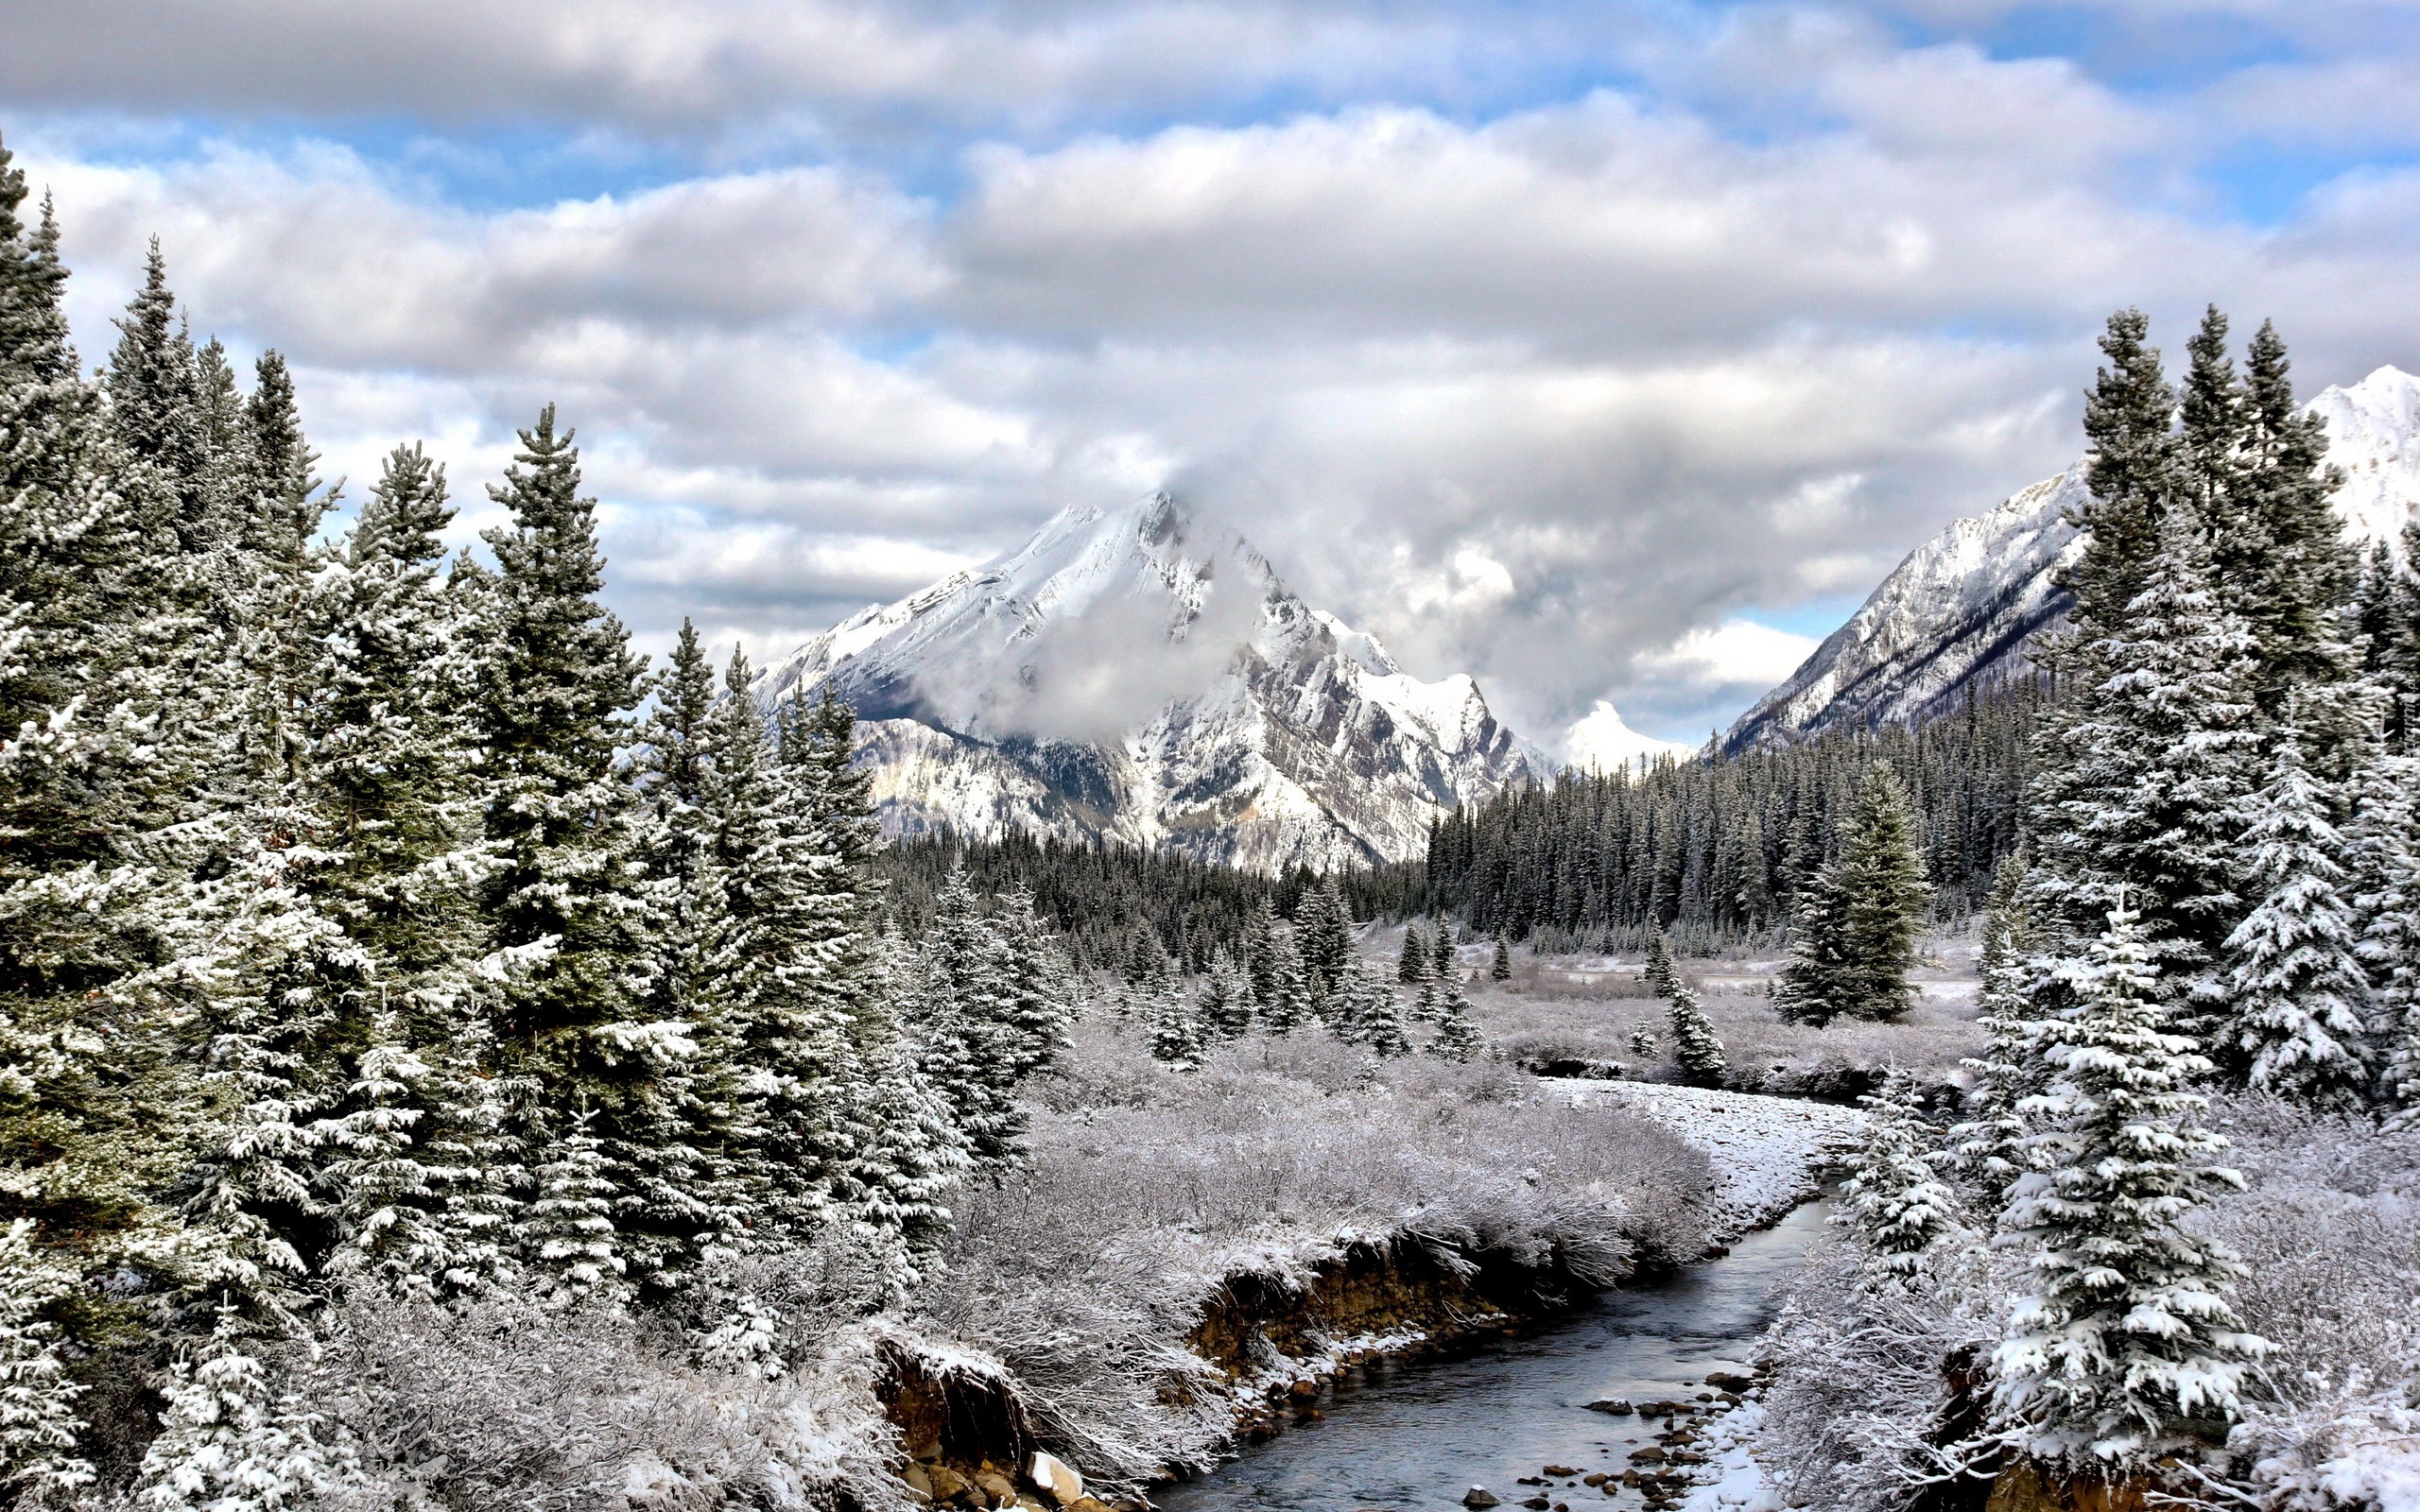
(1991, 905, 2264, 1469)
(1838, 763, 1933, 1021)
(470, 405, 683, 1290)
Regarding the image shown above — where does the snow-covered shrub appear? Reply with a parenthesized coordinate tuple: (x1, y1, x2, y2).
(300, 1282, 912, 1512)
(2196, 1100, 2420, 1509)
(1755, 1233, 2011, 1512)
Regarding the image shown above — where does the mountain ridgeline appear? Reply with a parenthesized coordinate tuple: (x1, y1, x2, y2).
(1724, 362, 2420, 750)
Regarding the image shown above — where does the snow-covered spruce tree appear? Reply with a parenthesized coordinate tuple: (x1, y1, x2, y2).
(1431, 917, 1457, 982)
(1148, 982, 1201, 1069)
(1256, 929, 1310, 1033)
(2033, 505, 2265, 1026)
(1197, 950, 1253, 1039)
(137, 1314, 356, 1512)
(1489, 934, 1512, 982)
(1955, 851, 2045, 1188)
(1294, 877, 1355, 1012)
(1839, 763, 1933, 1022)
(1426, 971, 1482, 1062)
(471, 405, 681, 1291)
(1627, 1023, 1658, 1057)
(304, 442, 513, 1297)
(0, 1218, 93, 1499)
(0, 139, 210, 1307)
(1667, 984, 1727, 1088)
(1992, 903, 2265, 1470)
(911, 868, 1032, 1174)
(1243, 896, 1283, 1005)
(2349, 751, 2420, 1124)
(1333, 956, 1409, 1057)
(1772, 863, 1855, 1026)
(1835, 1073, 1965, 1291)
(1643, 931, 1680, 999)
(2218, 725, 2374, 1109)
(1396, 924, 1427, 985)
(991, 885, 1072, 1080)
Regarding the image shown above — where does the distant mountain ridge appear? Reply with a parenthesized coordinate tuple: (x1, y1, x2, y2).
(754, 493, 1544, 870)
(1724, 364, 2420, 750)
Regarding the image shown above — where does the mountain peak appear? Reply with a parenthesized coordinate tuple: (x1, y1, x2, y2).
(757, 493, 1539, 869)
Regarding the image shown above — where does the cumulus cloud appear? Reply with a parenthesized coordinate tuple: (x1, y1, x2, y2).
(9, 0, 2420, 746)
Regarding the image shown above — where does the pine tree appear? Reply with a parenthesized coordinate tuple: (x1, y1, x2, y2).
(2219, 727, 2373, 1109)
(1426, 973, 1481, 1062)
(1243, 897, 1284, 1005)
(137, 1318, 354, 1512)
(2350, 753, 2420, 1125)
(1257, 931, 1310, 1034)
(1838, 763, 1933, 1021)
(1149, 983, 1201, 1069)
(1643, 931, 1680, 999)
(471, 405, 677, 1284)
(1956, 851, 2042, 1186)
(0, 1219, 92, 1498)
(2069, 308, 2178, 637)
(1667, 985, 1727, 1088)
(1293, 878, 1355, 1009)
(1489, 935, 1512, 982)
(1397, 925, 1429, 985)
(1198, 950, 1253, 1038)
(1430, 917, 1456, 981)
(910, 868, 1030, 1174)
(1992, 904, 2265, 1468)
(1835, 1073, 1963, 1289)
(1772, 864, 1854, 1026)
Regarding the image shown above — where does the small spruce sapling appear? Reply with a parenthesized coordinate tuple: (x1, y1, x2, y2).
(1835, 1072, 1964, 1290)
(1427, 973, 1482, 1062)
(1489, 935, 1512, 982)
(1667, 985, 1728, 1089)
(1149, 988, 1202, 1070)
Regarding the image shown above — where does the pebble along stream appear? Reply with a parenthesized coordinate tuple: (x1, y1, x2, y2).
(1152, 1200, 1832, 1512)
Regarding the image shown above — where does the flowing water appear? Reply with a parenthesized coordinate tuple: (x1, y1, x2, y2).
(1154, 1201, 1832, 1512)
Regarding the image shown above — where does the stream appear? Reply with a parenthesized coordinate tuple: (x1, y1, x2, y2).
(1154, 1200, 1832, 1512)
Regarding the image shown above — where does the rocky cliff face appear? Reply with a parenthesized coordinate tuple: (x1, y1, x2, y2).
(754, 493, 1543, 870)
(1725, 365, 2420, 750)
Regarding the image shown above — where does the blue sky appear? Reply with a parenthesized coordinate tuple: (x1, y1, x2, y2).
(7, 0, 2419, 747)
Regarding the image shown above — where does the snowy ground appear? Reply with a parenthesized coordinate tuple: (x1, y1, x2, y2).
(1553, 1080, 1867, 1238)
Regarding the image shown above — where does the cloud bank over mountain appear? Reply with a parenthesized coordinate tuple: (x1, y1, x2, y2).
(10, 0, 2420, 745)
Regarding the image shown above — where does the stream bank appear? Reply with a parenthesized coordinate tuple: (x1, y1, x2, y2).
(876, 1083, 1866, 1512)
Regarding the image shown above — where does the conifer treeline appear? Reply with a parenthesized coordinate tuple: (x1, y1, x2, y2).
(1829, 304, 2420, 1484)
(0, 137, 1073, 1503)
(1417, 682, 2042, 951)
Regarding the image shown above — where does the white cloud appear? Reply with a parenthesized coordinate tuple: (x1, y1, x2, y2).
(11, 0, 2420, 746)
(1635, 620, 1823, 690)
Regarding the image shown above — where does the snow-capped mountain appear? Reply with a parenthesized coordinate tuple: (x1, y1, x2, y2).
(1564, 701, 1701, 771)
(1725, 364, 2420, 749)
(755, 493, 1544, 870)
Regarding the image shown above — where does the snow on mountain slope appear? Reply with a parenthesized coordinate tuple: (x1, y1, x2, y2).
(1564, 701, 1700, 771)
(1725, 365, 2420, 750)
(754, 493, 1544, 870)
